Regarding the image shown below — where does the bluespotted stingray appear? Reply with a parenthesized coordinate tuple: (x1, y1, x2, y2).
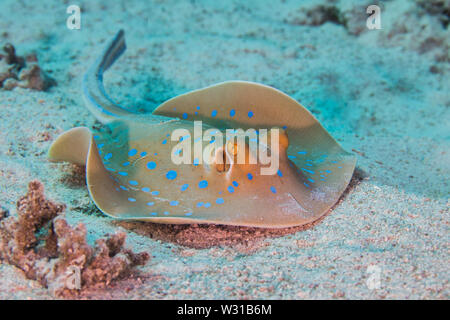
(48, 30, 356, 228)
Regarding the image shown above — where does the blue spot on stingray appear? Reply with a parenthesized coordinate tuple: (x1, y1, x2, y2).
(185, 212, 193, 216)
(118, 171, 128, 176)
(199, 180, 208, 189)
(195, 111, 198, 115)
(170, 200, 179, 206)
(196, 106, 200, 110)
(147, 202, 154, 206)
(227, 186, 235, 193)
(230, 109, 236, 117)
(129, 180, 138, 186)
(142, 187, 150, 192)
(288, 155, 297, 160)
(182, 113, 188, 119)
(277, 170, 283, 177)
(163, 211, 170, 215)
(247, 173, 253, 180)
(104, 153, 112, 160)
(128, 149, 137, 156)
(204, 202, 211, 208)
(302, 168, 315, 174)
(211, 110, 217, 117)
(325, 169, 332, 173)
(162, 139, 167, 145)
(166, 170, 177, 180)
(298, 151, 307, 155)
(308, 178, 315, 183)
(193, 158, 200, 166)
(147, 161, 157, 170)
(151, 191, 160, 196)
(120, 186, 128, 191)
(232, 181, 238, 187)
(140, 151, 147, 157)
(270, 186, 277, 194)
(248, 111, 254, 118)
(306, 163, 313, 166)
(122, 161, 130, 166)
(216, 198, 224, 204)
(282, 126, 287, 129)
(150, 212, 157, 216)
(128, 197, 136, 202)
(154, 153, 158, 156)
(197, 202, 203, 207)
(181, 184, 189, 191)
(94, 135, 99, 140)
(174, 149, 182, 155)
(304, 182, 310, 188)
(98, 143, 104, 148)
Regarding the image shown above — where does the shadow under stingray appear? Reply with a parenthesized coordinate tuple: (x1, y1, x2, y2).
(113, 168, 365, 250)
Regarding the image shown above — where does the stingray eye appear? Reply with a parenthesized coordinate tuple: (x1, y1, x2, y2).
(226, 139, 254, 165)
(277, 127, 289, 149)
(226, 139, 248, 158)
(226, 140, 238, 156)
(214, 147, 231, 173)
(260, 127, 289, 152)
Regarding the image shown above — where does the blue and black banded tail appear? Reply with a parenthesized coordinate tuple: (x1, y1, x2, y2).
(83, 30, 136, 123)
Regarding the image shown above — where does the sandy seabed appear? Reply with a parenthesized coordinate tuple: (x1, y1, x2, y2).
(0, 0, 448, 299)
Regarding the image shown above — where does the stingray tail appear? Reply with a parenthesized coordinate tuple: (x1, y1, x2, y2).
(82, 30, 136, 123)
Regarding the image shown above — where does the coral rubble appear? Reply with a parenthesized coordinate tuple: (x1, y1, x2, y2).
(0, 181, 149, 297)
(0, 43, 55, 91)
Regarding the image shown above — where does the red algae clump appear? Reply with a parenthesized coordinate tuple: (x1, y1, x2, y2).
(0, 181, 149, 297)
